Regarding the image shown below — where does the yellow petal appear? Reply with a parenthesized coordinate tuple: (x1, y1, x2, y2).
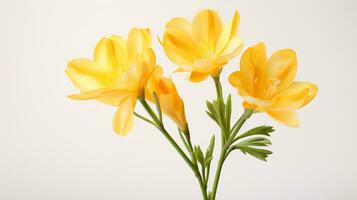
(268, 82, 317, 111)
(65, 65, 105, 92)
(173, 67, 187, 73)
(217, 36, 244, 66)
(158, 78, 187, 130)
(300, 83, 318, 108)
(108, 35, 128, 70)
(145, 66, 163, 102)
(242, 101, 257, 110)
(188, 71, 209, 82)
(228, 71, 250, 97)
(116, 65, 141, 90)
(96, 90, 134, 107)
(266, 110, 300, 127)
(266, 49, 297, 93)
(239, 43, 267, 95)
(127, 28, 152, 63)
(163, 28, 198, 66)
(193, 9, 222, 54)
(93, 37, 117, 71)
(215, 11, 240, 54)
(166, 17, 193, 36)
(193, 58, 215, 73)
(113, 97, 135, 136)
(68, 89, 106, 100)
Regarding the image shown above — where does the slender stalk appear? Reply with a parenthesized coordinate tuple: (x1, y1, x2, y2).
(213, 76, 223, 100)
(211, 148, 226, 199)
(210, 77, 253, 200)
(210, 110, 252, 199)
(184, 128, 208, 199)
(213, 77, 226, 147)
(226, 109, 253, 148)
(138, 98, 208, 200)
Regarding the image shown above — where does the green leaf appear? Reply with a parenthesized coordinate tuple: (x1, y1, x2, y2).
(204, 156, 213, 166)
(236, 145, 272, 161)
(225, 94, 232, 127)
(206, 101, 215, 114)
(236, 126, 275, 141)
(194, 145, 205, 166)
(206, 111, 218, 123)
(153, 92, 162, 121)
(205, 135, 215, 158)
(178, 128, 190, 152)
(239, 137, 272, 147)
(232, 135, 273, 161)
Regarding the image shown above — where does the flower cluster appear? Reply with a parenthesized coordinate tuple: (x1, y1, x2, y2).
(66, 9, 317, 200)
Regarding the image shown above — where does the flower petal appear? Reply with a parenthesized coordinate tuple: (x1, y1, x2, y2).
(215, 11, 239, 54)
(66, 60, 106, 92)
(242, 101, 258, 110)
(145, 66, 163, 102)
(300, 83, 318, 108)
(96, 90, 134, 107)
(266, 110, 300, 127)
(266, 49, 297, 93)
(239, 43, 267, 95)
(217, 36, 244, 64)
(108, 35, 128, 70)
(268, 82, 318, 111)
(228, 71, 249, 97)
(158, 78, 187, 130)
(93, 38, 117, 71)
(193, 9, 222, 54)
(162, 27, 198, 66)
(68, 89, 106, 100)
(166, 17, 193, 36)
(188, 71, 209, 82)
(113, 97, 135, 136)
(127, 28, 152, 63)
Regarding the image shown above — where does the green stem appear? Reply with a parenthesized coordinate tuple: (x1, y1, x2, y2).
(211, 148, 226, 199)
(210, 110, 252, 199)
(184, 128, 208, 200)
(213, 77, 227, 147)
(226, 109, 253, 148)
(213, 76, 223, 100)
(210, 77, 253, 200)
(138, 99, 208, 200)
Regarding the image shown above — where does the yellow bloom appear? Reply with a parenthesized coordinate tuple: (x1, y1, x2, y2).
(161, 9, 244, 82)
(66, 28, 157, 136)
(229, 43, 318, 127)
(146, 67, 187, 130)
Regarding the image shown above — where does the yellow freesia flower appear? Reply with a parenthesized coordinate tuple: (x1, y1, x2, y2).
(146, 67, 187, 130)
(229, 43, 317, 127)
(66, 28, 158, 136)
(161, 9, 244, 82)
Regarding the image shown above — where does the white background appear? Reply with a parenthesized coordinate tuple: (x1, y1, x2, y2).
(1, 0, 356, 199)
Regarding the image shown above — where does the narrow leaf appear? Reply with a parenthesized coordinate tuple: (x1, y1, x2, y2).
(206, 111, 218, 123)
(153, 92, 162, 121)
(194, 145, 205, 166)
(225, 94, 232, 128)
(236, 126, 275, 140)
(205, 135, 215, 158)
